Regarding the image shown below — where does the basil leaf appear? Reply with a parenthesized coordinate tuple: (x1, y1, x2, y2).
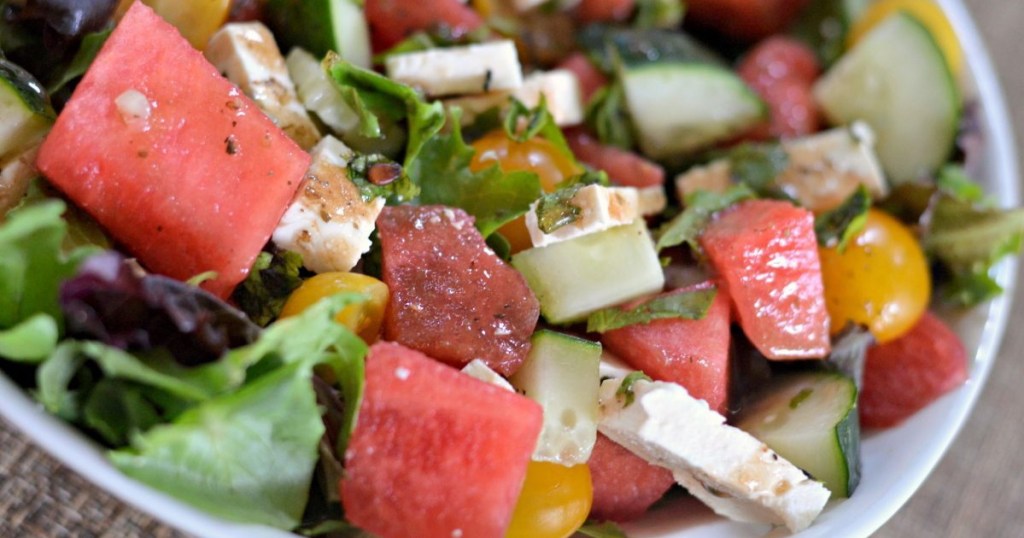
(655, 184, 757, 251)
(232, 250, 306, 327)
(815, 185, 870, 251)
(586, 286, 718, 333)
(412, 109, 542, 237)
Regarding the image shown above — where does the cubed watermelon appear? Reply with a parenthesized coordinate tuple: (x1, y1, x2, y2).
(587, 433, 675, 522)
(377, 205, 540, 376)
(341, 342, 543, 538)
(860, 312, 968, 428)
(601, 282, 731, 414)
(565, 128, 665, 189)
(699, 199, 830, 359)
(36, 2, 310, 298)
(365, 0, 484, 52)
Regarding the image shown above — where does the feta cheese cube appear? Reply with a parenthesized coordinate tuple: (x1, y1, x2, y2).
(525, 184, 640, 248)
(205, 23, 321, 150)
(385, 40, 523, 97)
(598, 377, 830, 533)
(637, 184, 667, 216)
(461, 359, 515, 392)
(444, 69, 584, 126)
(272, 136, 385, 273)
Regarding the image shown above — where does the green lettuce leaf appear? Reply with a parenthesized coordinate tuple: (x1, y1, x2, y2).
(232, 250, 306, 327)
(412, 109, 542, 237)
(655, 184, 757, 251)
(586, 286, 717, 333)
(324, 54, 445, 181)
(47, 28, 111, 94)
(0, 314, 58, 363)
(815, 185, 870, 251)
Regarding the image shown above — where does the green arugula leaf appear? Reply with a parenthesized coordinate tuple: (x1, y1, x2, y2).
(815, 185, 870, 251)
(412, 109, 542, 237)
(324, 54, 445, 181)
(575, 520, 629, 538)
(655, 184, 756, 251)
(634, 0, 686, 29)
(616, 371, 652, 407)
(585, 80, 636, 150)
(232, 250, 306, 327)
(47, 29, 111, 94)
(586, 286, 717, 333)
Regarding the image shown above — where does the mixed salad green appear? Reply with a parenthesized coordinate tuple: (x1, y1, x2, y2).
(2, 0, 1024, 537)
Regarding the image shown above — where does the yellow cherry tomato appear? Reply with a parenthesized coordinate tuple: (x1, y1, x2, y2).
(470, 130, 582, 253)
(279, 272, 389, 344)
(119, 0, 231, 49)
(505, 461, 593, 538)
(847, 0, 963, 76)
(819, 209, 931, 344)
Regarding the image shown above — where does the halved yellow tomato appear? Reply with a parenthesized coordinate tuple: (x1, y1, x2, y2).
(279, 272, 389, 344)
(505, 461, 593, 538)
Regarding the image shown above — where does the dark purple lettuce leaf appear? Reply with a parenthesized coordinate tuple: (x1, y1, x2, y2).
(60, 251, 260, 365)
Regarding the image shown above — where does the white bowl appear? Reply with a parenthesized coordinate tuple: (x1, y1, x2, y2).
(0, 0, 1018, 536)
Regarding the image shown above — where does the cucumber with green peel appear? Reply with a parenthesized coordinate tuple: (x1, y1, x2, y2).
(286, 48, 360, 134)
(622, 63, 765, 160)
(812, 13, 960, 184)
(509, 330, 601, 465)
(736, 371, 860, 497)
(0, 59, 54, 161)
(511, 219, 665, 324)
(265, 0, 372, 68)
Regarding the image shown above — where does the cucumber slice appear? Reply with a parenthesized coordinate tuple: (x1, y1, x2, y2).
(736, 371, 860, 497)
(622, 63, 765, 160)
(0, 59, 54, 161)
(812, 13, 960, 184)
(265, 0, 372, 68)
(509, 330, 601, 465)
(511, 219, 665, 324)
(286, 48, 360, 134)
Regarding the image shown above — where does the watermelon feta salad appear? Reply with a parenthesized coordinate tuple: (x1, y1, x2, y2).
(0, 0, 1022, 536)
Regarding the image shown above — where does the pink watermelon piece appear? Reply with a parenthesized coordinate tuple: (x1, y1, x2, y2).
(340, 341, 542, 538)
(601, 282, 732, 414)
(377, 205, 540, 376)
(36, 2, 310, 298)
(588, 433, 675, 522)
(699, 199, 830, 359)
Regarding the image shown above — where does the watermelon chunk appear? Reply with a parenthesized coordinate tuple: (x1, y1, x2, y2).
(699, 199, 830, 359)
(365, 0, 484, 52)
(860, 312, 968, 428)
(565, 128, 665, 189)
(601, 282, 731, 414)
(377, 205, 540, 376)
(587, 433, 675, 522)
(341, 342, 543, 538)
(36, 2, 309, 298)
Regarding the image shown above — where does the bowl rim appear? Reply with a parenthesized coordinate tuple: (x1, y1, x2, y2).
(0, 1, 1019, 537)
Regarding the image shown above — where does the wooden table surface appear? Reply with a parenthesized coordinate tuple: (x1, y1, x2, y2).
(2, 1, 1023, 537)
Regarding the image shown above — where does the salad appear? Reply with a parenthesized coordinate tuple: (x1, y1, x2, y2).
(1, 0, 1022, 537)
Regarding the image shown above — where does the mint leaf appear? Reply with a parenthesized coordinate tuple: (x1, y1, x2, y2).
(616, 371, 652, 407)
(232, 250, 305, 327)
(815, 185, 870, 251)
(412, 109, 542, 237)
(585, 80, 636, 150)
(655, 184, 756, 251)
(324, 54, 445, 184)
(534, 184, 584, 234)
(586, 286, 718, 333)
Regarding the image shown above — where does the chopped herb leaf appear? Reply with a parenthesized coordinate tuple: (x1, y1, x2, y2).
(616, 371, 652, 407)
(502, 96, 575, 161)
(587, 286, 718, 333)
(655, 184, 757, 252)
(815, 185, 870, 251)
(411, 109, 542, 237)
(348, 153, 418, 202)
(585, 80, 636, 150)
(724, 143, 792, 199)
(634, 0, 686, 29)
(534, 184, 584, 234)
(48, 28, 111, 94)
(232, 250, 306, 327)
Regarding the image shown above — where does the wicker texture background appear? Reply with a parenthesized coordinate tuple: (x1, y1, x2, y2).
(2, 1, 1023, 536)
